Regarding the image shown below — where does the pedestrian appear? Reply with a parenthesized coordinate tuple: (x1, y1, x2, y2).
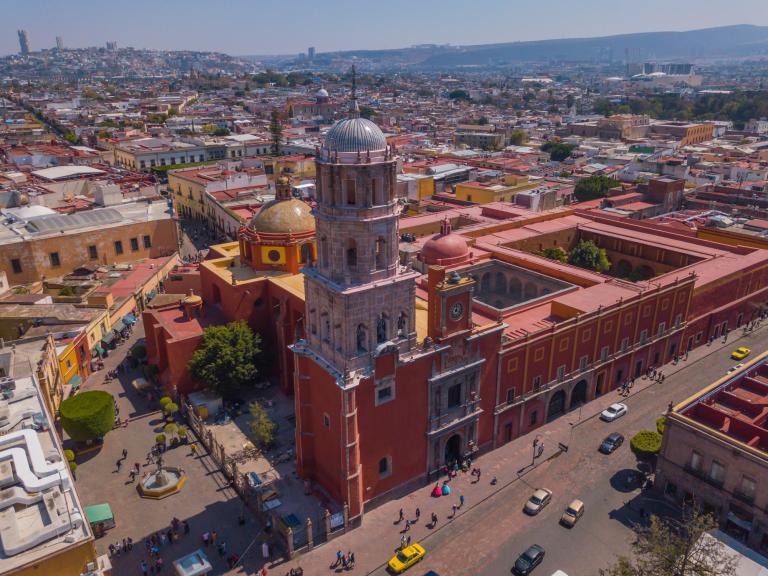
(155, 557, 164, 573)
(451, 504, 457, 517)
(122, 448, 128, 459)
(431, 512, 437, 526)
(116, 459, 122, 472)
(202, 532, 209, 547)
(398, 508, 403, 523)
(134, 462, 141, 473)
(166, 528, 173, 544)
(144, 537, 151, 551)
(341, 554, 348, 569)
(183, 520, 190, 535)
(127, 537, 133, 550)
(211, 530, 218, 545)
(140, 560, 148, 575)
(159, 531, 167, 546)
(403, 519, 410, 532)
(400, 535, 406, 550)
(349, 552, 355, 568)
(262, 541, 270, 561)
(477, 468, 481, 482)
(406, 535, 411, 546)
(122, 538, 127, 551)
(334, 549, 343, 568)
(218, 541, 227, 557)
(459, 494, 465, 508)
(129, 469, 136, 482)
(108, 543, 115, 556)
(415, 507, 420, 520)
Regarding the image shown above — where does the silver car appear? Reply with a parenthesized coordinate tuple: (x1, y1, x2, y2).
(524, 488, 553, 515)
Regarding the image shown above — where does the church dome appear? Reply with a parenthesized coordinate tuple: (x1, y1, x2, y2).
(248, 198, 315, 235)
(315, 88, 329, 99)
(420, 220, 469, 265)
(324, 117, 387, 153)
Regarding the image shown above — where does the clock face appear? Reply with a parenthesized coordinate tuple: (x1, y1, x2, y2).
(449, 301, 464, 321)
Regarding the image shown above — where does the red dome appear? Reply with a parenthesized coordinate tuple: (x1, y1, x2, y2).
(421, 230, 469, 265)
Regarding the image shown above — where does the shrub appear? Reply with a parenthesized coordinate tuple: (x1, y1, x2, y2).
(630, 430, 662, 459)
(68, 461, 78, 473)
(177, 426, 188, 438)
(64, 449, 76, 462)
(59, 391, 115, 442)
(58, 286, 76, 297)
(163, 402, 179, 417)
(164, 422, 178, 437)
(656, 416, 666, 435)
(155, 433, 166, 445)
(159, 396, 172, 408)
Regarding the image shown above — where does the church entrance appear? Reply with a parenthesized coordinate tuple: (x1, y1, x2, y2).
(444, 434, 462, 465)
(570, 380, 587, 410)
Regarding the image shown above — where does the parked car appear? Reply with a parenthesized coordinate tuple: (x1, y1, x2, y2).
(731, 347, 751, 360)
(524, 488, 553, 515)
(600, 403, 628, 422)
(599, 432, 625, 454)
(513, 544, 546, 575)
(387, 544, 425, 574)
(560, 499, 585, 528)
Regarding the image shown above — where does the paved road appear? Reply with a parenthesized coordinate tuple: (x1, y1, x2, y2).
(371, 328, 768, 576)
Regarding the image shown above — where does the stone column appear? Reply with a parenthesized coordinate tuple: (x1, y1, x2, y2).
(323, 508, 331, 540)
(306, 518, 313, 550)
(286, 527, 294, 559)
(343, 502, 349, 533)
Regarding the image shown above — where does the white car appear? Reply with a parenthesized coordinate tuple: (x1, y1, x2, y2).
(524, 488, 553, 515)
(600, 403, 628, 422)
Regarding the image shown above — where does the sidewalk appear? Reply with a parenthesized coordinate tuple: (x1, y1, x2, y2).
(268, 323, 767, 576)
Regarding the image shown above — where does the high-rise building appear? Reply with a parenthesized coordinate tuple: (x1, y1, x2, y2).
(55, 36, 64, 50)
(106, 41, 117, 51)
(308, 46, 316, 61)
(17, 30, 30, 55)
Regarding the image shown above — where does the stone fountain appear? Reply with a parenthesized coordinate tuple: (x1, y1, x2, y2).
(138, 452, 187, 499)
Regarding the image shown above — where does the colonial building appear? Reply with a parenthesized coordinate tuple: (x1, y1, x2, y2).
(656, 352, 768, 555)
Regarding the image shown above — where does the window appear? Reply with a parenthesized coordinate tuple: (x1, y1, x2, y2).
(579, 355, 588, 371)
(11, 259, 22, 274)
(143, 235, 152, 249)
(114, 240, 124, 255)
(130, 237, 139, 251)
(556, 365, 566, 383)
(600, 346, 610, 362)
(375, 379, 395, 406)
(506, 388, 516, 404)
(447, 383, 462, 409)
(657, 322, 666, 336)
(620, 337, 629, 352)
(639, 329, 648, 344)
(739, 476, 757, 501)
(150, 159, 156, 167)
(529, 411, 538, 426)
(346, 239, 357, 268)
(346, 178, 356, 205)
(675, 314, 683, 328)
(378, 456, 391, 478)
(709, 461, 725, 484)
(689, 450, 701, 471)
(323, 413, 330, 429)
(532, 375, 541, 390)
(140, 160, 146, 169)
(88, 245, 98, 260)
(49, 252, 61, 267)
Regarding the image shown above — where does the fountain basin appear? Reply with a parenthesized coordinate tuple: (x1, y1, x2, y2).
(138, 466, 187, 499)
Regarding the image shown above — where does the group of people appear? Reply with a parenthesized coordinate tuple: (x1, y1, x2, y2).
(135, 518, 193, 575)
(108, 537, 133, 556)
(332, 549, 356, 570)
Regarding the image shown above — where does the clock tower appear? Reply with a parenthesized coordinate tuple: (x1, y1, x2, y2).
(427, 266, 475, 342)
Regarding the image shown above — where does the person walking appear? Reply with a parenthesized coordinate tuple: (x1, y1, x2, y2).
(202, 532, 210, 547)
(431, 512, 437, 526)
(476, 468, 481, 482)
(406, 536, 411, 546)
(349, 552, 355, 568)
(334, 550, 343, 568)
(415, 507, 420, 520)
(451, 504, 457, 517)
(140, 560, 148, 576)
(397, 508, 403, 523)
(211, 530, 218, 545)
(400, 535, 406, 550)
(122, 448, 128, 459)
(115, 459, 122, 472)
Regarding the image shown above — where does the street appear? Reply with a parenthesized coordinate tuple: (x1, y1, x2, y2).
(363, 327, 768, 576)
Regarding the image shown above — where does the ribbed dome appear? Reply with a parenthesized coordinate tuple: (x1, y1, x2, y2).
(324, 117, 387, 152)
(316, 88, 329, 98)
(248, 198, 315, 234)
(422, 234, 469, 264)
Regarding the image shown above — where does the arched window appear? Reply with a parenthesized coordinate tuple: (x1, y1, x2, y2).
(377, 313, 388, 343)
(397, 312, 407, 337)
(375, 237, 386, 270)
(300, 243, 313, 264)
(320, 236, 328, 266)
(346, 238, 357, 268)
(346, 178, 356, 205)
(378, 456, 391, 478)
(356, 324, 368, 352)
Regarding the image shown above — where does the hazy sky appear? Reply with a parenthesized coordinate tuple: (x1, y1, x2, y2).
(3, 0, 768, 56)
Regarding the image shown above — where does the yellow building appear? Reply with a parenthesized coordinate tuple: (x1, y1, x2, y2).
(454, 175, 538, 204)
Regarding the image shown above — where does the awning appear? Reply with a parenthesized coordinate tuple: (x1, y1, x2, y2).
(91, 344, 106, 358)
(67, 374, 82, 390)
(727, 511, 753, 531)
(85, 503, 114, 525)
(112, 319, 127, 334)
(123, 313, 137, 325)
(101, 332, 116, 345)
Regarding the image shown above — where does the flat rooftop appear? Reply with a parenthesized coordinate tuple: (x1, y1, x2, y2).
(677, 351, 768, 454)
(0, 374, 92, 571)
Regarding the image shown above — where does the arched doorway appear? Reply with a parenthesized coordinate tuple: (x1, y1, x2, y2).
(444, 434, 462, 465)
(547, 390, 566, 422)
(570, 380, 587, 410)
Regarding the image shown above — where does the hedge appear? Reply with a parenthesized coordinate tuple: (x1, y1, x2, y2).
(630, 430, 663, 459)
(656, 416, 666, 435)
(59, 391, 115, 442)
(63, 449, 76, 462)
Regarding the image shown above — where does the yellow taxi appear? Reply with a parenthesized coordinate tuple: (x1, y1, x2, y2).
(731, 347, 751, 360)
(387, 544, 426, 573)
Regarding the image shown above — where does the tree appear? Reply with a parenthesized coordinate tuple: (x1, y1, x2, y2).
(248, 401, 276, 449)
(164, 422, 178, 439)
(568, 240, 611, 273)
(657, 416, 667, 435)
(163, 402, 179, 420)
(358, 105, 375, 120)
(60, 391, 115, 442)
(448, 89, 470, 101)
(600, 508, 737, 576)
(270, 110, 283, 155)
(566, 94, 576, 109)
(536, 247, 567, 262)
(541, 141, 576, 162)
(574, 175, 621, 202)
(630, 430, 663, 459)
(509, 129, 527, 146)
(477, 116, 489, 125)
(188, 320, 262, 398)
(58, 286, 75, 296)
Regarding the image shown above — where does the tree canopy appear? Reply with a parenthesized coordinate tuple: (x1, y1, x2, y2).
(60, 391, 115, 442)
(536, 246, 567, 262)
(574, 175, 621, 202)
(568, 240, 611, 273)
(188, 320, 262, 398)
(448, 89, 470, 101)
(509, 129, 528, 146)
(541, 141, 576, 162)
(249, 401, 276, 449)
(600, 508, 737, 576)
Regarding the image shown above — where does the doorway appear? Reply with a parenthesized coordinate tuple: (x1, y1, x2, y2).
(444, 434, 462, 465)
(547, 390, 566, 422)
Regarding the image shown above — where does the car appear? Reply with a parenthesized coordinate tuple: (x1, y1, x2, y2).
(599, 432, 625, 454)
(728, 363, 745, 373)
(513, 544, 546, 575)
(600, 403, 628, 422)
(731, 347, 751, 360)
(422, 572, 441, 576)
(387, 544, 425, 574)
(524, 488, 553, 515)
(560, 499, 585, 528)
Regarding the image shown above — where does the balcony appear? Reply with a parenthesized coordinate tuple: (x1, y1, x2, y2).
(429, 397, 482, 435)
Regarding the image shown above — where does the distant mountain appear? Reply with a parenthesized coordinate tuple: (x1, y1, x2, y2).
(321, 25, 768, 68)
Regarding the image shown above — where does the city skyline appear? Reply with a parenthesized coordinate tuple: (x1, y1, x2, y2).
(2, 0, 768, 56)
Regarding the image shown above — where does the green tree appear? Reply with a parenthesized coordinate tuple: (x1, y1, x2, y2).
(566, 94, 576, 108)
(448, 89, 470, 101)
(188, 320, 262, 398)
(568, 240, 611, 273)
(600, 508, 737, 576)
(270, 109, 283, 155)
(536, 247, 567, 262)
(59, 391, 115, 442)
(358, 105, 375, 120)
(163, 402, 179, 420)
(58, 286, 75, 296)
(541, 141, 576, 162)
(248, 401, 276, 448)
(574, 175, 621, 202)
(509, 129, 528, 146)
(630, 430, 663, 459)
(656, 416, 666, 435)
